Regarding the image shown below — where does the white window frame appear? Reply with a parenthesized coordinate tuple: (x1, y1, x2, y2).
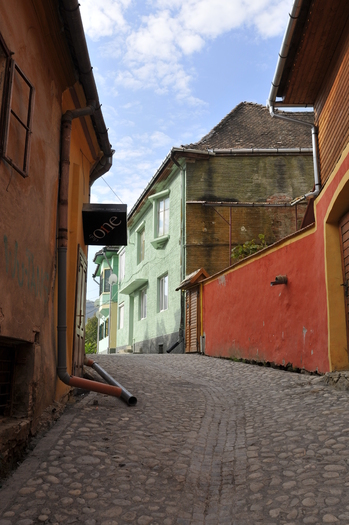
(119, 248, 125, 284)
(118, 302, 124, 329)
(159, 274, 168, 312)
(100, 268, 111, 295)
(140, 288, 147, 320)
(148, 190, 170, 249)
(136, 221, 145, 264)
(157, 197, 169, 237)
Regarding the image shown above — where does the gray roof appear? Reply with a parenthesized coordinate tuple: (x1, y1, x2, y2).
(182, 102, 314, 150)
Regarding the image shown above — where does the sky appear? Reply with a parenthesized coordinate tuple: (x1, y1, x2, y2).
(81, 0, 294, 303)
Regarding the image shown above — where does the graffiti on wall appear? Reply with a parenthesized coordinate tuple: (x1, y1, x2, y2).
(3, 236, 50, 302)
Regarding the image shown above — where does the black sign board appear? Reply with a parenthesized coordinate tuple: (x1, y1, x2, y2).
(82, 204, 127, 246)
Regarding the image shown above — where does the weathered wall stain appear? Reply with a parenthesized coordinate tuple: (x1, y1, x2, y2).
(218, 275, 226, 286)
(3, 236, 49, 301)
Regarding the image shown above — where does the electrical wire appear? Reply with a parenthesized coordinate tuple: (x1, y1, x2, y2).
(101, 176, 124, 204)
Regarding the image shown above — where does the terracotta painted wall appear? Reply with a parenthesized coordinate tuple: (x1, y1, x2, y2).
(203, 225, 329, 372)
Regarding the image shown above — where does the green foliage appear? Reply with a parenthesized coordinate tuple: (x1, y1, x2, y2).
(85, 315, 98, 354)
(231, 234, 267, 261)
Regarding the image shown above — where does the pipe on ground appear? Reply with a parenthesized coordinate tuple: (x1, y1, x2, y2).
(84, 358, 137, 406)
(166, 340, 180, 354)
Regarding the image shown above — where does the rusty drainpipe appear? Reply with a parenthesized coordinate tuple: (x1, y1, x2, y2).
(57, 104, 122, 398)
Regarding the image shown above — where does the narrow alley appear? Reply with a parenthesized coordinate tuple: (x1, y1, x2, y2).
(1, 354, 349, 525)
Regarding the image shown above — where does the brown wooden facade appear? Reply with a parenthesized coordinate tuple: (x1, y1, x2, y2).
(276, 0, 349, 188)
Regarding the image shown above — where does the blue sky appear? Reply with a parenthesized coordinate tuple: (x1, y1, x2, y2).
(81, 0, 293, 302)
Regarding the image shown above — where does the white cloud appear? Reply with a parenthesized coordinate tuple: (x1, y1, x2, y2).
(150, 131, 172, 148)
(253, 0, 292, 37)
(81, 0, 292, 104)
(79, 0, 131, 40)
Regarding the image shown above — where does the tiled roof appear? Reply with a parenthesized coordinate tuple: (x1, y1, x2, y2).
(182, 102, 314, 150)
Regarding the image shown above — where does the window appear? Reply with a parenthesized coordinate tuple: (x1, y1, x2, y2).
(140, 288, 147, 319)
(118, 303, 124, 329)
(157, 197, 169, 237)
(119, 249, 125, 284)
(148, 190, 170, 249)
(99, 268, 111, 295)
(0, 33, 35, 178)
(138, 228, 145, 264)
(99, 319, 108, 340)
(159, 274, 168, 312)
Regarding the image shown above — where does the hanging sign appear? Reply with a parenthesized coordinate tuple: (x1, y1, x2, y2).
(82, 204, 127, 246)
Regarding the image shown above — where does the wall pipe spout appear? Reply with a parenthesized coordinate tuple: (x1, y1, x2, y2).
(57, 105, 121, 398)
(84, 358, 137, 406)
(267, 0, 321, 203)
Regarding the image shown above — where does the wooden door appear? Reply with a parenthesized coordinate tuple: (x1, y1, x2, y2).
(339, 211, 349, 349)
(185, 287, 200, 353)
(73, 246, 87, 376)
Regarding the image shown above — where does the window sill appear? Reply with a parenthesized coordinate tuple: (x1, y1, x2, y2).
(151, 235, 170, 249)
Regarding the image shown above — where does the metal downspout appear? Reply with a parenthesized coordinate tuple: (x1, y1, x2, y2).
(57, 105, 121, 398)
(267, 0, 321, 202)
(171, 153, 186, 352)
(84, 358, 137, 406)
(267, 107, 321, 201)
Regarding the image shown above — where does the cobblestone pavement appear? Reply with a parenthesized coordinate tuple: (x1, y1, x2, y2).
(1, 354, 349, 525)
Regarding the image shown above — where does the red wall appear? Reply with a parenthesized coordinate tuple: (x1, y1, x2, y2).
(202, 223, 329, 372)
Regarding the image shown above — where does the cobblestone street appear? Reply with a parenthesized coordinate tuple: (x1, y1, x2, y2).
(1, 354, 349, 525)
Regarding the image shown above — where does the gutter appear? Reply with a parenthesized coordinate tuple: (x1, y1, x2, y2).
(267, 0, 321, 203)
(60, 0, 113, 185)
(186, 201, 307, 208)
(128, 146, 311, 221)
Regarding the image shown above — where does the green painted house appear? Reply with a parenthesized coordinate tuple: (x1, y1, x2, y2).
(116, 103, 315, 354)
(93, 247, 120, 354)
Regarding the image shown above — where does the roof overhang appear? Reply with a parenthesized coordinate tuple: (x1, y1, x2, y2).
(272, 0, 349, 106)
(176, 268, 209, 291)
(119, 279, 148, 295)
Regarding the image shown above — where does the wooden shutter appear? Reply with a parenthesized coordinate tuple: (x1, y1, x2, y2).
(72, 246, 87, 376)
(185, 287, 199, 353)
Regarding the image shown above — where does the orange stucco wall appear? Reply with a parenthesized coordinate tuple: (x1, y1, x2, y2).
(0, 3, 68, 420)
(0, 2, 101, 419)
(202, 145, 349, 373)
